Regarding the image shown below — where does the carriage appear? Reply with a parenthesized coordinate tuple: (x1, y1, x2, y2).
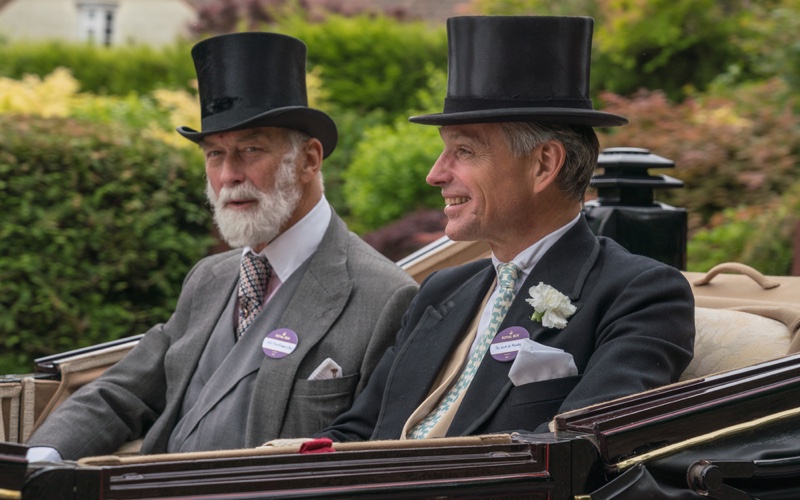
(2, 231, 799, 499)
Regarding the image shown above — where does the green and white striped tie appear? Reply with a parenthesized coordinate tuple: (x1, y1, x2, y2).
(409, 262, 521, 439)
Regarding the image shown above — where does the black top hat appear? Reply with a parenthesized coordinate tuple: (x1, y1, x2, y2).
(177, 32, 338, 158)
(409, 16, 627, 127)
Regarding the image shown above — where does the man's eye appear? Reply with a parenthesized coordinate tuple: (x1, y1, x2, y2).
(205, 150, 221, 158)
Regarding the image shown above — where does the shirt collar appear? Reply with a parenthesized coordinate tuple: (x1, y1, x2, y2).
(242, 195, 331, 282)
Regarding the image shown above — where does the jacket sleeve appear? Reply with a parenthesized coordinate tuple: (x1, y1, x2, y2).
(25, 259, 209, 459)
(25, 323, 172, 459)
(533, 264, 695, 432)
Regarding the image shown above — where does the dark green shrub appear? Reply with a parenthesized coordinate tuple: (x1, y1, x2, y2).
(591, 0, 749, 101)
(342, 67, 446, 232)
(709, 4, 800, 96)
(686, 207, 757, 273)
(342, 117, 443, 233)
(319, 107, 388, 217)
(276, 14, 447, 115)
(0, 40, 196, 95)
(0, 114, 213, 374)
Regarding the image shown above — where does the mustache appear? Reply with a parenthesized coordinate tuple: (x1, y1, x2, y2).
(210, 182, 265, 207)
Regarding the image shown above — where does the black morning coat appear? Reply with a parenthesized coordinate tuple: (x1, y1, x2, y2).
(317, 215, 695, 441)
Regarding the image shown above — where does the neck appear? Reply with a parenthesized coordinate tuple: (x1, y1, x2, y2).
(491, 200, 580, 262)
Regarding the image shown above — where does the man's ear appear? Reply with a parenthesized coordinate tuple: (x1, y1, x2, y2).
(532, 140, 567, 194)
(298, 137, 324, 184)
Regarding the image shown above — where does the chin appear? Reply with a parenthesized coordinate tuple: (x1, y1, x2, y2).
(444, 225, 469, 242)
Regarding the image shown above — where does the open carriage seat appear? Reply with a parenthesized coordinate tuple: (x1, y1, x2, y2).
(682, 262, 800, 380)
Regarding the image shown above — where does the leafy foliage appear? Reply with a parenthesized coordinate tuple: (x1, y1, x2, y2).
(0, 115, 213, 374)
(188, 0, 423, 37)
(469, 0, 600, 17)
(471, 0, 790, 102)
(0, 40, 196, 96)
(596, 79, 800, 231)
(342, 67, 447, 232)
(321, 107, 389, 216)
(276, 14, 447, 115)
(687, 181, 800, 274)
(343, 116, 443, 233)
(0, 67, 201, 148)
(710, 1, 800, 95)
(591, 0, 749, 100)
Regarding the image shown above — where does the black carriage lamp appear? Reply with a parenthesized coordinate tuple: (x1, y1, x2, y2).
(583, 147, 688, 270)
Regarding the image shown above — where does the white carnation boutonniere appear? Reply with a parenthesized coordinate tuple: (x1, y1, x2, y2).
(525, 282, 576, 329)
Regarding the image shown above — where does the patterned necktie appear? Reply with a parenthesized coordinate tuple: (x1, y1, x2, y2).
(408, 262, 521, 439)
(237, 253, 271, 339)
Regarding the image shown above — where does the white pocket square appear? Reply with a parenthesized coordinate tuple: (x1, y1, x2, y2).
(308, 357, 343, 380)
(508, 339, 578, 387)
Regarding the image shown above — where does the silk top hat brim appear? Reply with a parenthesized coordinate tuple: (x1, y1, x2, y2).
(177, 32, 338, 158)
(409, 16, 627, 127)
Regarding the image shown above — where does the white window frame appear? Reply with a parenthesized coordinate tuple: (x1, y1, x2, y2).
(76, 2, 118, 46)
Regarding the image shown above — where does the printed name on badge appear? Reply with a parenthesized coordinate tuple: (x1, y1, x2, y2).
(490, 326, 530, 362)
(262, 328, 299, 359)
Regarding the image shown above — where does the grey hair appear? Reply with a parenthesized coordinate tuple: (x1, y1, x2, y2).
(284, 128, 311, 149)
(498, 122, 599, 201)
(283, 128, 325, 191)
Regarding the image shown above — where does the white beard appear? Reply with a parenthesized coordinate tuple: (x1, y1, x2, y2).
(206, 149, 302, 249)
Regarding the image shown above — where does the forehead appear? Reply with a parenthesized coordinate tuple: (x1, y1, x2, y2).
(439, 123, 504, 147)
(201, 126, 288, 147)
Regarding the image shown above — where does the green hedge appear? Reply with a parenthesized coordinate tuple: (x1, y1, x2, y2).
(320, 107, 389, 217)
(0, 15, 448, 118)
(0, 114, 213, 374)
(0, 40, 196, 95)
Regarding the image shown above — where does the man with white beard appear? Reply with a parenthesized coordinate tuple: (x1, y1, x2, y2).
(26, 32, 418, 461)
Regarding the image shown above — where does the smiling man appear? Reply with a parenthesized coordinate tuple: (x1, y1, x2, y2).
(314, 16, 695, 442)
(26, 32, 417, 461)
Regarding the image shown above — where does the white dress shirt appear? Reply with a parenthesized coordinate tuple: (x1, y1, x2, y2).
(242, 195, 332, 304)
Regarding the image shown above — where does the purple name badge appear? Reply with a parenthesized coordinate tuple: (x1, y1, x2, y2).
(262, 328, 299, 359)
(490, 326, 530, 362)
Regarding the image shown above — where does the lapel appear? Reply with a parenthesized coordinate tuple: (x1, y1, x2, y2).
(451, 216, 600, 435)
(245, 212, 355, 444)
(144, 251, 242, 454)
(374, 261, 496, 437)
(161, 252, 240, 417)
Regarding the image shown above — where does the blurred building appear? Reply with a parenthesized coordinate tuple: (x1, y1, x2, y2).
(0, 0, 469, 47)
(0, 0, 197, 46)
(306, 0, 471, 21)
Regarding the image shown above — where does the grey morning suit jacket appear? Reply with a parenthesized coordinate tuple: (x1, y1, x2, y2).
(29, 211, 418, 459)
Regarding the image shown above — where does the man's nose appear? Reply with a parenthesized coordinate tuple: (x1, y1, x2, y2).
(219, 155, 246, 186)
(426, 152, 450, 187)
